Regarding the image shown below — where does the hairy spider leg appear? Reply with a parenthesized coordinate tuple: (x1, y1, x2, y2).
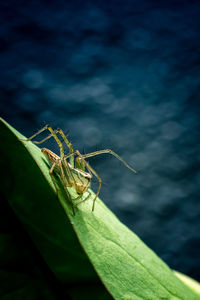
(49, 162, 57, 190)
(59, 160, 75, 215)
(75, 150, 102, 211)
(56, 129, 74, 168)
(21, 125, 65, 159)
(75, 190, 93, 207)
(21, 125, 56, 146)
(49, 161, 60, 200)
(81, 149, 137, 174)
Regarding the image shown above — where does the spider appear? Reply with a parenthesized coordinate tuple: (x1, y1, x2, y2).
(21, 125, 136, 214)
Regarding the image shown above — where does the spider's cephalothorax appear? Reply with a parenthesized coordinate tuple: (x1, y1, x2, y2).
(21, 125, 136, 215)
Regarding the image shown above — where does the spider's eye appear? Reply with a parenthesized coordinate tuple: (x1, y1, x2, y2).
(75, 157, 85, 171)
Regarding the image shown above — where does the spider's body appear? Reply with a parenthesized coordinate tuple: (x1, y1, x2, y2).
(42, 148, 92, 195)
(21, 125, 136, 215)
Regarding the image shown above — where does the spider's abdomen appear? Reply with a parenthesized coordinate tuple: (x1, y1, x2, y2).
(70, 168, 92, 194)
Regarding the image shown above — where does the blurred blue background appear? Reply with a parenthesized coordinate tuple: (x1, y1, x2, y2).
(1, 0, 200, 281)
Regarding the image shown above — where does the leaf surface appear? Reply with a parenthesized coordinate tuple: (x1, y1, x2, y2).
(1, 118, 199, 300)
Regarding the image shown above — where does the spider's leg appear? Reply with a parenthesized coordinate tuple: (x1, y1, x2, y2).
(81, 149, 137, 174)
(75, 150, 102, 211)
(59, 162, 75, 215)
(44, 126, 65, 159)
(20, 125, 59, 145)
(28, 133, 54, 145)
(70, 194, 83, 202)
(56, 129, 74, 167)
(21, 125, 66, 160)
(20, 125, 51, 143)
(75, 156, 92, 195)
(62, 155, 81, 197)
(49, 157, 75, 215)
(76, 190, 92, 206)
(21, 128, 62, 146)
(49, 162, 58, 195)
(68, 150, 93, 203)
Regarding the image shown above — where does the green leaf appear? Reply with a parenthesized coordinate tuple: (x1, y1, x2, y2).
(1, 118, 200, 300)
(174, 271, 200, 297)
